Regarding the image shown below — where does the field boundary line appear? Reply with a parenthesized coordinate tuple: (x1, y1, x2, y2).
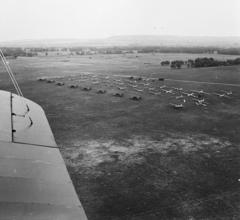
(165, 79, 240, 87)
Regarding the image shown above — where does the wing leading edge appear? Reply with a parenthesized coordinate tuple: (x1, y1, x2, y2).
(0, 90, 88, 220)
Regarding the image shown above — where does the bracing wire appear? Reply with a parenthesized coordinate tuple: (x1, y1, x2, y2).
(0, 48, 33, 126)
(0, 50, 21, 93)
(0, 50, 23, 96)
(0, 52, 21, 95)
(0, 49, 29, 113)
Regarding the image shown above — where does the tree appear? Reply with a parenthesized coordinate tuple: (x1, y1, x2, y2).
(176, 63, 181, 69)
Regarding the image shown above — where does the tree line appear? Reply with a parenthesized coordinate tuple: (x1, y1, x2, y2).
(192, 57, 240, 68)
(161, 57, 240, 69)
(1, 46, 240, 57)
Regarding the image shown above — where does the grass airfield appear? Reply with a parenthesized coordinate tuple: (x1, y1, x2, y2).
(1, 53, 240, 220)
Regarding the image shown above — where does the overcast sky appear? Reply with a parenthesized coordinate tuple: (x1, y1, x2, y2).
(0, 0, 239, 42)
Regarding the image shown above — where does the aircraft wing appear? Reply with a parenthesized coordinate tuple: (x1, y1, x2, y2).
(0, 90, 88, 220)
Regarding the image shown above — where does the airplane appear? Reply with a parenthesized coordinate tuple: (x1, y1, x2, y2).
(92, 81, 99, 84)
(115, 79, 122, 82)
(96, 89, 106, 94)
(38, 77, 47, 81)
(56, 82, 65, 86)
(212, 93, 231, 98)
(102, 80, 110, 83)
(160, 85, 166, 89)
(0, 49, 87, 219)
(113, 92, 124, 97)
(169, 103, 184, 108)
(82, 87, 92, 91)
(117, 86, 126, 90)
(172, 87, 183, 91)
(116, 82, 124, 85)
(131, 95, 142, 100)
(161, 89, 174, 94)
(106, 84, 114, 87)
(220, 90, 235, 96)
(101, 76, 109, 79)
(195, 101, 207, 106)
(128, 84, 138, 88)
(91, 75, 98, 78)
(172, 95, 184, 99)
(142, 83, 150, 86)
(68, 78, 74, 81)
(69, 84, 78, 88)
(182, 92, 197, 98)
(147, 87, 155, 91)
(192, 98, 208, 104)
(190, 89, 211, 95)
(134, 88, 144, 92)
(47, 79, 55, 83)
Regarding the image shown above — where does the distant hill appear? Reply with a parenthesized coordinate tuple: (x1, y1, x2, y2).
(1, 35, 240, 47)
(0, 38, 100, 47)
(104, 35, 240, 47)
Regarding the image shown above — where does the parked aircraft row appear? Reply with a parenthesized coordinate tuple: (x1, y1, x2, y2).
(37, 74, 237, 108)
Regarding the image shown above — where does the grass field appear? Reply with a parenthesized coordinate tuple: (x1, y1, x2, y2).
(1, 53, 240, 220)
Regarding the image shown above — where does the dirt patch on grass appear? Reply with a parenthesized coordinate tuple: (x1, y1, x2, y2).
(62, 132, 239, 220)
(63, 132, 232, 172)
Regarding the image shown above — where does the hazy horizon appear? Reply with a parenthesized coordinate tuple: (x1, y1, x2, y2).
(2, 34, 240, 43)
(1, 0, 240, 42)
